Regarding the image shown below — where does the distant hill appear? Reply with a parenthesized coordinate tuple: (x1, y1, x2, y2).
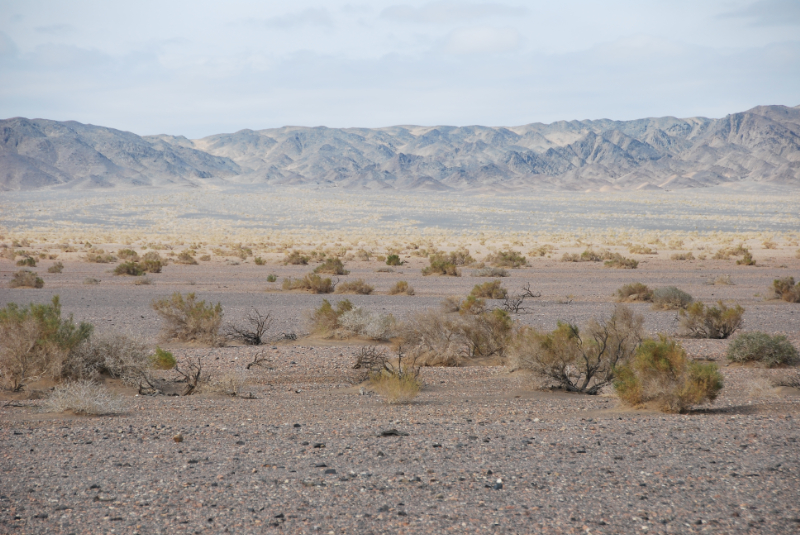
(2, 105, 799, 192)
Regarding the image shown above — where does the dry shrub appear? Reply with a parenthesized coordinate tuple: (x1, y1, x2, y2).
(114, 261, 144, 276)
(651, 286, 693, 310)
(670, 252, 695, 261)
(615, 282, 653, 302)
(388, 281, 415, 295)
(225, 308, 272, 345)
(770, 277, 800, 303)
(678, 301, 744, 339)
(726, 332, 799, 367)
(471, 267, 509, 277)
(254, 256, 266, 265)
(202, 370, 246, 396)
(151, 292, 223, 345)
(83, 277, 100, 285)
(713, 244, 749, 260)
(314, 258, 349, 275)
(614, 336, 723, 413)
(604, 255, 639, 269)
(470, 280, 508, 299)
(629, 245, 657, 255)
(510, 305, 643, 394)
(710, 275, 733, 286)
(309, 299, 395, 340)
(175, 251, 198, 265)
(134, 276, 153, 285)
(736, 250, 756, 266)
(370, 372, 421, 404)
(43, 380, 126, 415)
(47, 262, 64, 273)
(355, 248, 372, 261)
(422, 253, 461, 276)
(335, 279, 374, 295)
(16, 256, 37, 267)
(84, 253, 117, 263)
(64, 332, 159, 393)
(9, 270, 44, 288)
(199, 254, 211, 261)
(117, 248, 139, 261)
(140, 252, 165, 273)
(282, 273, 335, 293)
(485, 250, 526, 268)
(0, 296, 93, 391)
(284, 250, 310, 265)
(529, 244, 556, 257)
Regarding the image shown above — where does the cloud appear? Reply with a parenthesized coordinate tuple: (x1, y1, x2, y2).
(0, 32, 17, 59)
(255, 8, 333, 29)
(34, 24, 75, 35)
(443, 26, 521, 55)
(381, 1, 526, 24)
(719, 0, 800, 26)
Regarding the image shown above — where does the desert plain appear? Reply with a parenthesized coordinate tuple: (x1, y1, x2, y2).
(1, 186, 800, 534)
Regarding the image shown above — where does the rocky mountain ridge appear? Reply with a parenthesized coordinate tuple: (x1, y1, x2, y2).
(2, 105, 799, 192)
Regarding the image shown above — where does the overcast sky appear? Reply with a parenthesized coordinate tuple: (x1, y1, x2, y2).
(1, 0, 798, 138)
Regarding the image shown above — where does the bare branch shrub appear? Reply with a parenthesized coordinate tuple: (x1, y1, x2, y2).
(226, 308, 272, 345)
(510, 305, 644, 394)
(151, 292, 223, 345)
(368, 347, 422, 404)
(678, 301, 744, 339)
(499, 283, 541, 313)
(174, 357, 206, 395)
(43, 380, 126, 415)
(246, 350, 271, 370)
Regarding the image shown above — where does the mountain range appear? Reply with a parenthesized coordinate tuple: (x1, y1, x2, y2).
(2, 104, 799, 192)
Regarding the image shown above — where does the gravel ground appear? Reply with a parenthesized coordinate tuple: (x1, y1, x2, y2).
(2, 252, 800, 534)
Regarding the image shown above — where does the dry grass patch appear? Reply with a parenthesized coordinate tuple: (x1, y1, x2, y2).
(43, 380, 126, 415)
(388, 281, 415, 295)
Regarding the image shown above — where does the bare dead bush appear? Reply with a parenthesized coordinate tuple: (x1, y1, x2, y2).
(64, 332, 159, 394)
(499, 283, 541, 313)
(225, 308, 272, 345)
(174, 357, 206, 395)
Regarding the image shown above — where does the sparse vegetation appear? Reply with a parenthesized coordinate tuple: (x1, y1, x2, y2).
(254, 256, 266, 265)
(47, 262, 64, 273)
(43, 380, 126, 415)
(422, 252, 461, 276)
(471, 267, 509, 277)
(678, 301, 745, 339)
(726, 332, 799, 367)
(140, 252, 165, 273)
(114, 261, 145, 276)
(736, 249, 756, 266)
(9, 270, 44, 288)
(266, 274, 278, 282)
(770, 277, 800, 303)
(651, 286, 693, 310)
(709, 275, 733, 286)
(485, 250, 526, 268)
(151, 292, 223, 345)
(670, 252, 695, 261)
(284, 250, 310, 265)
(629, 245, 656, 255)
(64, 332, 159, 392)
(510, 305, 643, 394)
(614, 336, 723, 413)
(199, 254, 211, 261)
(175, 251, 198, 265)
(385, 254, 403, 266)
(117, 249, 139, 260)
(84, 252, 117, 263)
(389, 281, 415, 295)
(604, 255, 639, 269)
(335, 279, 374, 294)
(369, 349, 422, 404)
(314, 257, 349, 275)
(83, 277, 100, 285)
(470, 280, 508, 299)
(309, 299, 395, 340)
(615, 282, 653, 302)
(150, 347, 176, 370)
(282, 273, 336, 293)
(16, 256, 37, 267)
(226, 308, 272, 345)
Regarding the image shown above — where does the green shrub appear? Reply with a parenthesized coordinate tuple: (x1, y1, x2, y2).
(151, 292, 223, 345)
(175, 251, 198, 265)
(254, 256, 266, 265)
(282, 273, 335, 293)
(386, 254, 403, 266)
(470, 280, 508, 299)
(47, 262, 64, 274)
(771, 277, 800, 303)
(335, 279, 374, 294)
(117, 249, 139, 261)
(485, 250, 526, 268)
(314, 258, 349, 275)
(458, 295, 486, 315)
(266, 274, 277, 282)
(284, 251, 310, 265)
(150, 347, 177, 370)
(16, 256, 36, 267)
(389, 281, 415, 295)
(422, 253, 460, 276)
(736, 249, 756, 266)
(652, 286, 693, 310)
(140, 252, 164, 273)
(510, 305, 643, 394)
(615, 282, 652, 302)
(678, 301, 744, 339)
(604, 254, 639, 269)
(309, 299, 354, 336)
(726, 332, 799, 367)
(114, 261, 145, 276)
(614, 336, 723, 413)
(0, 296, 93, 391)
(9, 270, 44, 288)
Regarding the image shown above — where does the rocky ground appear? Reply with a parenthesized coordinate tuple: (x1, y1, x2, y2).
(2, 250, 800, 534)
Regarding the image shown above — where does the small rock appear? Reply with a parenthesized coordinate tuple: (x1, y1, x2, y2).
(324, 469, 337, 475)
(313, 443, 325, 449)
(379, 429, 408, 437)
(173, 433, 183, 443)
(493, 479, 503, 490)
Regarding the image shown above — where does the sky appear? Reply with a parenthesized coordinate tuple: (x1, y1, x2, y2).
(0, 0, 799, 138)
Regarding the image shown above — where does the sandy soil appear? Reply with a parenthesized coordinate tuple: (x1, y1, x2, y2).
(2, 250, 800, 534)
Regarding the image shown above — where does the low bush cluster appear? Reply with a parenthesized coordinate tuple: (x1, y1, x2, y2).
(726, 332, 799, 367)
(670, 252, 695, 261)
(651, 286, 693, 310)
(388, 281, 415, 295)
(282, 273, 335, 293)
(604, 255, 639, 269)
(335, 279, 374, 295)
(284, 251, 310, 265)
(16, 256, 37, 267)
(314, 258, 349, 275)
(678, 301, 744, 339)
(47, 262, 64, 273)
(422, 252, 464, 276)
(175, 251, 198, 265)
(615, 282, 653, 302)
(9, 270, 44, 288)
(310, 299, 395, 340)
(385, 254, 403, 266)
(470, 280, 508, 299)
(485, 250, 526, 268)
(117, 248, 139, 260)
(151, 292, 223, 345)
(771, 277, 800, 303)
(629, 245, 657, 255)
(471, 267, 509, 277)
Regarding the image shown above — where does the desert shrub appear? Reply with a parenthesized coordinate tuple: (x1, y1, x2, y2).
(629, 245, 657, 255)
(422, 253, 460, 276)
(614, 336, 723, 413)
(736, 249, 756, 266)
(114, 261, 145, 276)
(652, 286, 693, 310)
(355, 248, 372, 261)
(615, 282, 653, 302)
(710, 275, 733, 286)
(448, 248, 476, 266)
(604, 254, 639, 269)
(712, 244, 748, 260)
(282, 273, 335, 293)
(385, 254, 403, 266)
(309, 299, 353, 335)
(83, 277, 100, 285)
(232, 245, 252, 260)
(529, 244, 556, 257)
(338, 308, 396, 340)
(485, 250, 526, 268)
(9, 270, 44, 288)
(47, 262, 64, 273)
(199, 254, 211, 261)
(117, 249, 139, 260)
(84, 253, 117, 263)
(284, 250, 310, 265)
(314, 257, 349, 275)
(671, 252, 695, 261)
(16, 256, 37, 267)
(140, 251, 165, 273)
(202, 370, 246, 396)
(43, 380, 126, 415)
(370, 370, 421, 404)
(0, 296, 93, 391)
(726, 332, 799, 367)
(254, 256, 266, 265)
(134, 276, 153, 286)
(561, 248, 616, 263)
(472, 267, 509, 277)
(266, 274, 277, 282)
(150, 347, 176, 369)
(678, 301, 744, 339)
(510, 305, 643, 394)
(63, 332, 159, 392)
(389, 281, 415, 295)
(151, 292, 223, 345)
(335, 279, 374, 294)
(225, 308, 272, 345)
(771, 277, 800, 303)
(470, 280, 508, 299)
(175, 251, 198, 265)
